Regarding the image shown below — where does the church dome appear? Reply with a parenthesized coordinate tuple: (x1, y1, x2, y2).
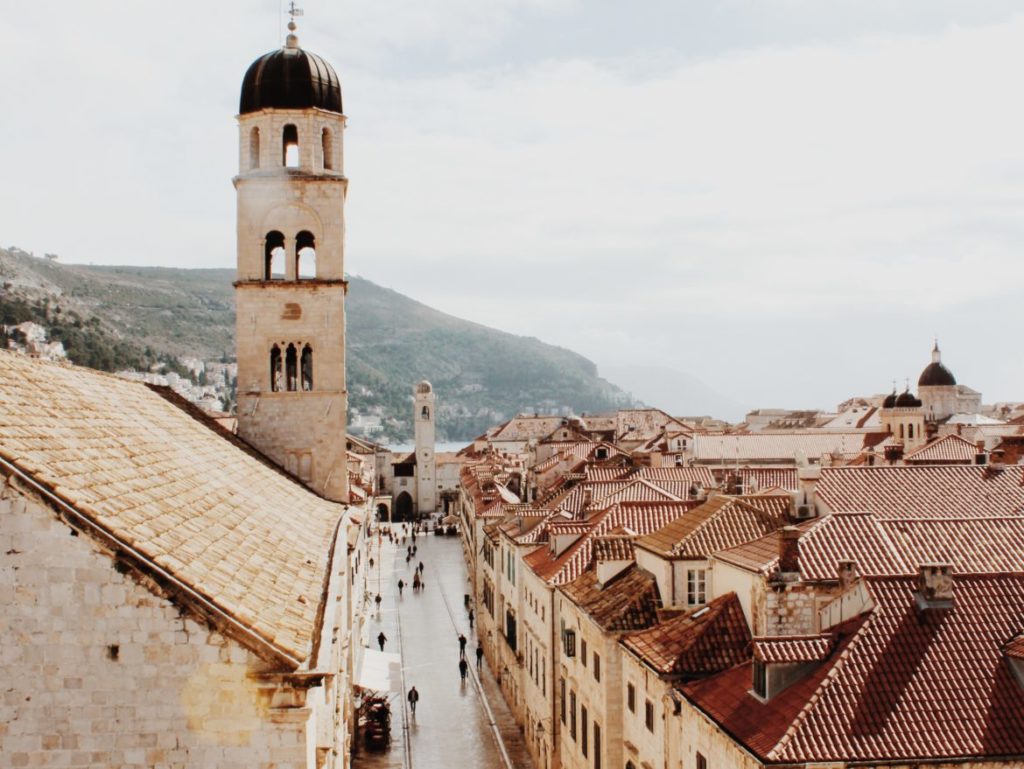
(918, 361, 956, 387)
(918, 342, 956, 387)
(416, 381, 433, 394)
(882, 391, 898, 409)
(895, 390, 922, 408)
(240, 36, 342, 115)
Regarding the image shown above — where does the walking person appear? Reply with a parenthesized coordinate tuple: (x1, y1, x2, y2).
(458, 633, 467, 659)
(377, 631, 387, 652)
(418, 561, 424, 574)
(468, 608, 474, 630)
(459, 658, 468, 682)
(407, 685, 419, 716)
(475, 642, 483, 670)
(374, 593, 382, 615)
(413, 574, 420, 592)
(397, 578, 404, 596)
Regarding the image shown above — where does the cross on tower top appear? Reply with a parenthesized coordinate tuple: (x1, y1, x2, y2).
(284, 2, 304, 48)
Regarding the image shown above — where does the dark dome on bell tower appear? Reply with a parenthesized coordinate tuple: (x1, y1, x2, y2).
(239, 29, 342, 115)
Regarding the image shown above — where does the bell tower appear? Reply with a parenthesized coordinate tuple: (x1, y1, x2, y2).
(234, 18, 348, 501)
(414, 381, 437, 514)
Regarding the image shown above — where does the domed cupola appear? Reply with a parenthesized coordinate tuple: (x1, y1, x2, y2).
(883, 389, 898, 409)
(895, 388, 922, 408)
(918, 341, 956, 388)
(240, 24, 342, 115)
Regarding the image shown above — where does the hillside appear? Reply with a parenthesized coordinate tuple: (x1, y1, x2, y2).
(0, 247, 634, 441)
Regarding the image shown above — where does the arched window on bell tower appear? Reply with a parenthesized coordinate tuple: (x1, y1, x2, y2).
(283, 124, 299, 167)
(265, 231, 286, 280)
(249, 126, 260, 170)
(421, 406, 430, 420)
(301, 344, 313, 391)
(270, 344, 282, 391)
(322, 127, 334, 170)
(296, 230, 316, 279)
(285, 344, 298, 391)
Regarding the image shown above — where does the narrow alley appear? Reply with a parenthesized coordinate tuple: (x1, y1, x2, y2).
(356, 530, 535, 769)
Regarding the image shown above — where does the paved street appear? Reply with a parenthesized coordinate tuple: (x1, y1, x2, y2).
(356, 529, 535, 769)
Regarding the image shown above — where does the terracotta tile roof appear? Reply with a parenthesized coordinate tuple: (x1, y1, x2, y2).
(635, 495, 788, 560)
(635, 466, 716, 485)
(904, 433, 979, 464)
(621, 592, 751, 677)
(693, 432, 873, 463)
(491, 415, 568, 442)
(716, 512, 1024, 580)
(524, 502, 687, 585)
(816, 465, 1024, 519)
(559, 565, 660, 632)
(593, 478, 683, 507)
(687, 575, 1024, 762)
(585, 466, 634, 482)
(0, 353, 342, 666)
(737, 467, 798, 492)
(753, 634, 834, 663)
(593, 534, 635, 562)
(681, 616, 866, 759)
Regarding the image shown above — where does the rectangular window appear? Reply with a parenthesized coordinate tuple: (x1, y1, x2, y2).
(696, 752, 707, 769)
(560, 678, 566, 724)
(570, 691, 577, 741)
(645, 700, 654, 732)
(581, 639, 588, 666)
(627, 683, 636, 713)
(594, 722, 602, 769)
(581, 706, 588, 757)
(687, 568, 707, 605)
(593, 652, 601, 682)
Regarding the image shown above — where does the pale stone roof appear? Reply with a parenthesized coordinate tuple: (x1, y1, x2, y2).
(0, 352, 343, 667)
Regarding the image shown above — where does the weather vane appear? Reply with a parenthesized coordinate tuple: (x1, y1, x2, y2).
(288, 1, 304, 24)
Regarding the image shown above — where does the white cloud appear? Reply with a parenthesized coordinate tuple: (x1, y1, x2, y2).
(2, 4, 1023, 411)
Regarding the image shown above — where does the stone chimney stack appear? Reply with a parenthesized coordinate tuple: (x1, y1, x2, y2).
(582, 487, 593, 510)
(778, 526, 801, 576)
(837, 559, 860, 590)
(915, 563, 954, 611)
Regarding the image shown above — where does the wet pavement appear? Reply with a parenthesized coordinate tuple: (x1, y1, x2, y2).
(355, 530, 535, 769)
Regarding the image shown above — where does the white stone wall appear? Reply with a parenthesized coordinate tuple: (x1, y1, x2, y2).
(619, 650, 667, 769)
(0, 482, 329, 769)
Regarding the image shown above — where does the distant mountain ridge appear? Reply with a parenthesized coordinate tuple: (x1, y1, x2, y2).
(0, 247, 634, 441)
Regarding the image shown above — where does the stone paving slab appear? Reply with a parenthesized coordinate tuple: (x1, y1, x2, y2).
(353, 530, 535, 769)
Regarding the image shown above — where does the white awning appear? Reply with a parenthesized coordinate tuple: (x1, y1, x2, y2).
(355, 648, 402, 693)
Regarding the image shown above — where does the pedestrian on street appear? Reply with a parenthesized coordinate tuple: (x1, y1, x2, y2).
(418, 561, 424, 573)
(413, 574, 420, 591)
(475, 643, 483, 670)
(412, 544, 417, 556)
(369, 557, 374, 568)
(468, 608, 474, 629)
(406, 554, 411, 565)
(407, 685, 419, 716)
(377, 631, 387, 651)
(459, 658, 468, 682)
(458, 634, 467, 658)
(407, 546, 412, 557)
(398, 579, 404, 596)
(374, 593, 382, 614)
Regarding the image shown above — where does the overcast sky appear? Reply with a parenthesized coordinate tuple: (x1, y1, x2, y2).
(3, 1, 1023, 419)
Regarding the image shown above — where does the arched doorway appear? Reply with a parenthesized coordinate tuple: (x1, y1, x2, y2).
(393, 492, 414, 522)
(376, 503, 389, 521)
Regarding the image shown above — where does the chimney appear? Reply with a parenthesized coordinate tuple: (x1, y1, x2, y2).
(836, 559, 860, 590)
(975, 441, 988, 466)
(915, 563, 954, 612)
(582, 487, 593, 509)
(778, 526, 801, 576)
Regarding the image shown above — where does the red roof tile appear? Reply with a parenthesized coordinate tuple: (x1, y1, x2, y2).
(753, 634, 834, 664)
(622, 593, 751, 677)
(904, 434, 979, 464)
(686, 575, 1024, 764)
(817, 465, 1024, 519)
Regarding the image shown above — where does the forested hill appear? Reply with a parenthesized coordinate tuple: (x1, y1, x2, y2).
(0, 247, 634, 441)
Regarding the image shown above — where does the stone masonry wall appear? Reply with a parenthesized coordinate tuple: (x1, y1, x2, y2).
(0, 481, 314, 769)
